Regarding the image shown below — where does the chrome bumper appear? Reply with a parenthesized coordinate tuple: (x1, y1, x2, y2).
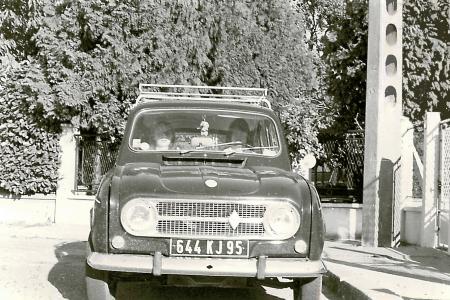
(87, 247, 326, 279)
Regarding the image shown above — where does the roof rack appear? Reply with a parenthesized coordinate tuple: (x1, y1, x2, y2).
(135, 84, 271, 109)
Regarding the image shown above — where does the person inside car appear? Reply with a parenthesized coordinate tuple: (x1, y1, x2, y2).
(150, 121, 175, 150)
(136, 121, 174, 151)
(226, 118, 253, 153)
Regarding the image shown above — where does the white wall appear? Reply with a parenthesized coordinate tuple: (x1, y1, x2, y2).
(0, 194, 56, 224)
(322, 203, 362, 240)
(0, 193, 94, 225)
(402, 205, 421, 245)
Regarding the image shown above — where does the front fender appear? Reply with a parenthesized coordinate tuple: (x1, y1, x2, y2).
(90, 170, 114, 253)
(307, 184, 324, 260)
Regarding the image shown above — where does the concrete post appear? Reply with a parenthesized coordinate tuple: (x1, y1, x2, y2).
(421, 112, 440, 247)
(55, 124, 77, 223)
(400, 117, 414, 205)
(362, 0, 403, 247)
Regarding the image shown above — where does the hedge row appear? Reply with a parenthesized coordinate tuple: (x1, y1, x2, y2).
(0, 65, 60, 195)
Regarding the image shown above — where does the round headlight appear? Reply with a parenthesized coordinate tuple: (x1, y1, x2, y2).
(121, 200, 157, 234)
(263, 204, 300, 238)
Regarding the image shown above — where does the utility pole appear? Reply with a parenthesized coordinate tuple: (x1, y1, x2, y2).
(362, 0, 403, 246)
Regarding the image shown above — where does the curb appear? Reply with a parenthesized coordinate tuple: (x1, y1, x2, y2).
(322, 269, 371, 300)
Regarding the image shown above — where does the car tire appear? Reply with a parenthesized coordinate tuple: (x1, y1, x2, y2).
(293, 276, 322, 300)
(85, 262, 115, 300)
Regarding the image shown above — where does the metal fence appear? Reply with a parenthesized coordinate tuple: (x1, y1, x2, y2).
(75, 135, 120, 193)
(312, 132, 365, 202)
(438, 121, 450, 249)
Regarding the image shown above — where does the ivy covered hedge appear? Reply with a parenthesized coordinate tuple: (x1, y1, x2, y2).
(0, 61, 60, 195)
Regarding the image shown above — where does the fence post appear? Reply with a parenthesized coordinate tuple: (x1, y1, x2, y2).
(400, 117, 414, 205)
(55, 124, 77, 223)
(421, 112, 440, 247)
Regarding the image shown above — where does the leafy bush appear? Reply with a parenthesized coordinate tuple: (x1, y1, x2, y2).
(403, 0, 449, 120)
(278, 99, 325, 164)
(0, 61, 60, 195)
(21, 0, 325, 158)
(1, 0, 330, 196)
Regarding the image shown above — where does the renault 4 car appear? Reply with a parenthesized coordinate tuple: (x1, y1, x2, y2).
(86, 84, 326, 299)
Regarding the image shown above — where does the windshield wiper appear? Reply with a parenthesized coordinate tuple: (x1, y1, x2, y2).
(195, 141, 244, 150)
(223, 146, 278, 156)
(178, 144, 277, 156)
(241, 146, 278, 151)
(177, 142, 240, 154)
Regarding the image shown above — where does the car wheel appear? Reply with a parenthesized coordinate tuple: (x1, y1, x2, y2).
(293, 276, 322, 300)
(85, 262, 115, 300)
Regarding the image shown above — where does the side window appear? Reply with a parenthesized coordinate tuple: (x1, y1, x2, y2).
(253, 120, 279, 155)
(267, 121, 279, 148)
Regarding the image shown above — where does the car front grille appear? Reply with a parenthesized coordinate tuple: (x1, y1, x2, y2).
(157, 220, 265, 237)
(156, 202, 265, 218)
(121, 198, 300, 240)
(155, 200, 267, 239)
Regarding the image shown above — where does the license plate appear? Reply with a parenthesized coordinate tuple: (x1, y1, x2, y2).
(170, 239, 249, 257)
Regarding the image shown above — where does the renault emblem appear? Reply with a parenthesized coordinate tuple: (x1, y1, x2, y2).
(229, 210, 240, 230)
(205, 179, 218, 188)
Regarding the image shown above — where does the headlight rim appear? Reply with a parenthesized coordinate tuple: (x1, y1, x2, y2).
(120, 199, 158, 235)
(263, 203, 300, 238)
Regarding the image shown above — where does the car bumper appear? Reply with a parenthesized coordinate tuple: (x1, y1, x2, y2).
(86, 246, 326, 279)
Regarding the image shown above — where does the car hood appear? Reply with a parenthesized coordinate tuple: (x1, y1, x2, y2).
(114, 163, 310, 201)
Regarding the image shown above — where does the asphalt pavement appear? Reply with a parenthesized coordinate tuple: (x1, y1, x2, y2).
(0, 223, 337, 300)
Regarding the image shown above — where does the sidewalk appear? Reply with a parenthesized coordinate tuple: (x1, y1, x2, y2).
(0, 222, 90, 241)
(323, 240, 450, 299)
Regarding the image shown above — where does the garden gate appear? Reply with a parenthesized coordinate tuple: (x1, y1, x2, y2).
(438, 120, 450, 249)
(75, 135, 120, 193)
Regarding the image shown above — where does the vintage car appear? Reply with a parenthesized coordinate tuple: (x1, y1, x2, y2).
(86, 84, 326, 299)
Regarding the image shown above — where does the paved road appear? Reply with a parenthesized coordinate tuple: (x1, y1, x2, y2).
(0, 234, 338, 300)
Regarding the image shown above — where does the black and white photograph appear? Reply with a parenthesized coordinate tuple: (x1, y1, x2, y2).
(0, 0, 448, 299)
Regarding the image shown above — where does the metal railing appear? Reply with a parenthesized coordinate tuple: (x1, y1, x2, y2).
(135, 84, 271, 109)
(438, 119, 450, 249)
(312, 132, 365, 202)
(75, 135, 120, 194)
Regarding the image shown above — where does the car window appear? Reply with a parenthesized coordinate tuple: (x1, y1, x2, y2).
(129, 109, 280, 156)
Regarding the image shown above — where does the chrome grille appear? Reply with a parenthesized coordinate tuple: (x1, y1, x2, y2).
(155, 200, 266, 238)
(156, 202, 265, 218)
(157, 220, 264, 237)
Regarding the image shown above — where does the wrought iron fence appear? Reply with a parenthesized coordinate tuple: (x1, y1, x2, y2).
(75, 135, 120, 194)
(312, 132, 365, 202)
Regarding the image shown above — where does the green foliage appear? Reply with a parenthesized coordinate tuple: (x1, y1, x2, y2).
(278, 98, 325, 161)
(1, 0, 326, 195)
(320, 0, 368, 135)
(294, 0, 345, 52)
(403, 0, 449, 120)
(20, 0, 323, 158)
(0, 61, 60, 195)
(302, 0, 449, 134)
(0, 0, 40, 59)
(38, 0, 318, 125)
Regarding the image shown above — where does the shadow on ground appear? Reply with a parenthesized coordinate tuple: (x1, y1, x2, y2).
(47, 241, 291, 300)
(48, 241, 87, 300)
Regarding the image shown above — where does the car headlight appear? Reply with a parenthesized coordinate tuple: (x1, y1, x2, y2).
(263, 204, 300, 238)
(121, 200, 158, 235)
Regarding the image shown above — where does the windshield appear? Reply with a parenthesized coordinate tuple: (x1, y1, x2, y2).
(129, 109, 281, 156)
